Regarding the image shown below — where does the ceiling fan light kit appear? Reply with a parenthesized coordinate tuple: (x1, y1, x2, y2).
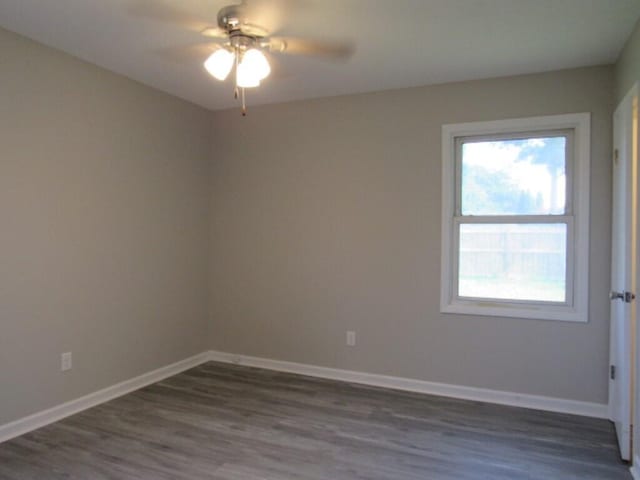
(204, 46, 270, 85)
(200, 2, 273, 115)
(200, 1, 353, 115)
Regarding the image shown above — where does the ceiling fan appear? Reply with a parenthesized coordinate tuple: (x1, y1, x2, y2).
(141, 0, 354, 115)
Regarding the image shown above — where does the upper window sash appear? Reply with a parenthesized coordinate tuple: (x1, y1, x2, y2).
(454, 129, 574, 218)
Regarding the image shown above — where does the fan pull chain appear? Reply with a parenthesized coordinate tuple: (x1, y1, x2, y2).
(231, 45, 246, 116)
(233, 46, 239, 101)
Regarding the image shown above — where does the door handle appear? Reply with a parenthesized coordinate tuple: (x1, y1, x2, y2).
(610, 291, 636, 302)
(611, 291, 625, 300)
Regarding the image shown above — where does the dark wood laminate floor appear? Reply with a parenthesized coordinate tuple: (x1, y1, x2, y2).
(0, 361, 630, 479)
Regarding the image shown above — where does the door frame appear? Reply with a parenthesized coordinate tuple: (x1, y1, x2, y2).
(628, 81, 640, 474)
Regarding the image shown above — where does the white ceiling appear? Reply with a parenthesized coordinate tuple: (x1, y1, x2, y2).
(1, 0, 639, 111)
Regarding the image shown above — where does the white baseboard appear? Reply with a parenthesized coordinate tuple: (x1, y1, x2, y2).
(0, 352, 210, 444)
(207, 350, 608, 419)
(0, 348, 609, 445)
(631, 455, 640, 480)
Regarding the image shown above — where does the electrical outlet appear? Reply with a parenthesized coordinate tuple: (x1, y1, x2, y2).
(61, 352, 72, 372)
(346, 331, 356, 346)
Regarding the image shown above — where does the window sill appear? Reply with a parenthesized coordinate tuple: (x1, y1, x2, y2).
(440, 301, 587, 323)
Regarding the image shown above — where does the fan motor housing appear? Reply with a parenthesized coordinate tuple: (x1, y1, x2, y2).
(217, 4, 268, 38)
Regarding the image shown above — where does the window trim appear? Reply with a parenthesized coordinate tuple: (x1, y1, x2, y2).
(440, 113, 591, 322)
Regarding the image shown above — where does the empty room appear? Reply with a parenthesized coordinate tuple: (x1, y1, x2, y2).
(2, 0, 640, 478)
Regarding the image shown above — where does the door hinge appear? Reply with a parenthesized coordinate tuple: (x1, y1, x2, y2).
(614, 148, 619, 164)
(611, 364, 616, 380)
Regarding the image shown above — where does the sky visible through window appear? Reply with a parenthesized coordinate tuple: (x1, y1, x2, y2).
(458, 136, 567, 303)
(461, 136, 566, 216)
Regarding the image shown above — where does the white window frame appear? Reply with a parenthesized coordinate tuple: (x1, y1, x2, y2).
(440, 113, 590, 322)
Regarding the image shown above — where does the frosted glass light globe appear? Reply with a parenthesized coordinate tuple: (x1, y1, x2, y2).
(236, 61, 261, 88)
(240, 48, 271, 81)
(204, 49, 235, 81)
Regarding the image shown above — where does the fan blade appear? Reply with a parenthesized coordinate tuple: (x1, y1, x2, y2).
(240, 0, 293, 34)
(155, 43, 222, 64)
(128, 0, 211, 33)
(201, 27, 228, 39)
(268, 37, 354, 60)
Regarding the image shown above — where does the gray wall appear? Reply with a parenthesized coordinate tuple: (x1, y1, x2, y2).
(0, 28, 211, 424)
(209, 66, 614, 404)
(0, 21, 623, 427)
(616, 17, 640, 103)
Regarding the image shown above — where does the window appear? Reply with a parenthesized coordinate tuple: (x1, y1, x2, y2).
(440, 113, 590, 322)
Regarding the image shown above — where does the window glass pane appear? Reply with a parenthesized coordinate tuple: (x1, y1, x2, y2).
(458, 223, 567, 302)
(461, 136, 566, 215)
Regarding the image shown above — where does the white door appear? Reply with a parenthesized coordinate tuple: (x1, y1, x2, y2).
(610, 83, 638, 462)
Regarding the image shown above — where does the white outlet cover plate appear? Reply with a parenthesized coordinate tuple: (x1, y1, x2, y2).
(61, 352, 72, 371)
